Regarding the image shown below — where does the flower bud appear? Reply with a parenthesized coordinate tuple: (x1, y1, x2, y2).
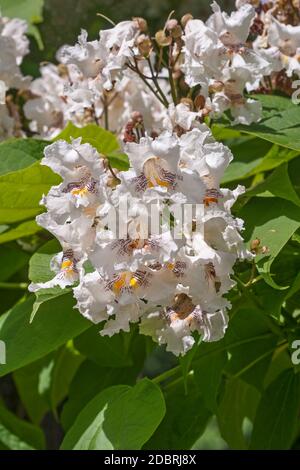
(250, 238, 261, 252)
(250, 238, 269, 255)
(181, 13, 193, 28)
(131, 111, 143, 124)
(136, 34, 152, 57)
(166, 19, 182, 39)
(155, 30, 172, 47)
(261, 246, 270, 255)
(166, 19, 178, 30)
(132, 17, 148, 32)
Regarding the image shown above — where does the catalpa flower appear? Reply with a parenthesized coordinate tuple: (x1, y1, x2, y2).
(24, 64, 69, 138)
(268, 18, 300, 77)
(140, 297, 229, 356)
(29, 248, 85, 292)
(182, 2, 273, 123)
(119, 132, 181, 200)
(99, 20, 140, 89)
(0, 15, 30, 89)
(58, 29, 104, 79)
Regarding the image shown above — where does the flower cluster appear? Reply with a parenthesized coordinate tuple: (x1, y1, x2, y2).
(236, 0, 300, 95)
(0, 14, 30, 139)
(23, 1, 299, 354)
(24, 22, 168, 139)
(5, 1, 300, 140)
(29, 116, 251, 355)
(182, 2, 275, 124)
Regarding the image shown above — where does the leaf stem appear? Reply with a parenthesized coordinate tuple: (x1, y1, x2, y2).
(244, 259, 257, 287)
(152, 365, 181, 384)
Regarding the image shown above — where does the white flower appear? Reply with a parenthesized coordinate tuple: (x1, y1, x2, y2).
(208, 1, 255, 46)
(182, 2, 274, 123)
(24, 64, 68, 137)
(29, 249, 84, 292)
(89, 193, 179, 275)
(179, 127, 233, 187)
(140, 300, 229, 356)
(73, 271, 115, 323)
(41, 138, 105, 181)
(58, 30, 104, 78)
(0, 15, 30, 89)
(99, 21, 139, 89)
(119, 132, 181, 200)
(164, 102, 206, 132)
(268, 18, 300, 77)
(0, 17, 29, 63)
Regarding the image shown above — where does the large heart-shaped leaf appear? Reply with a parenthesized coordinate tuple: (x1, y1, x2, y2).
(61, 378, 165, 450)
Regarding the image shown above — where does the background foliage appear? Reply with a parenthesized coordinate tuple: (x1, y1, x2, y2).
(0, 0, 300, 450)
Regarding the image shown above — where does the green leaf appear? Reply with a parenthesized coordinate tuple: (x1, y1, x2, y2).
(0, 0, 44, 23)
(13, 353, 55, 424)
(61, 359, 143, 431)
(54, 123, 129, 170)
(286, 272, 300, 300)
(0, 294, 90, 377)
(0, 220, 43, 244)
(179, 338, 201, 392)
(250, 279, 287, 318)
(14, 346, 83, 424)
(253, 94, 297, 113)
(217, 377, 260, 450)
(239, 197, 300, 289)
(247, 145, 300, 176)
(264, 347, 293, 388)
(222, 137, 272, 184)
(194, 347, 227, 412)
(0, 139, 48, 177)
(232, 95, 300, 151)
(50, 345, 84, 415)
(0, 0, 44, 48)
(250, 369, 300, 449)
(0, 161, 61, 224)
(62, 329, 146, 430)
(74, 326, 134, 368)
(245, 163, 300, 207)
(224, 309, 278, 389)
(0, 402, 45, 450)
(106, 150, 130, 171)
(61, 378, 166, 450)
(0, 245, 29, 281)
(29, 239, 61, 284)
(144, 377, 211, 450)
